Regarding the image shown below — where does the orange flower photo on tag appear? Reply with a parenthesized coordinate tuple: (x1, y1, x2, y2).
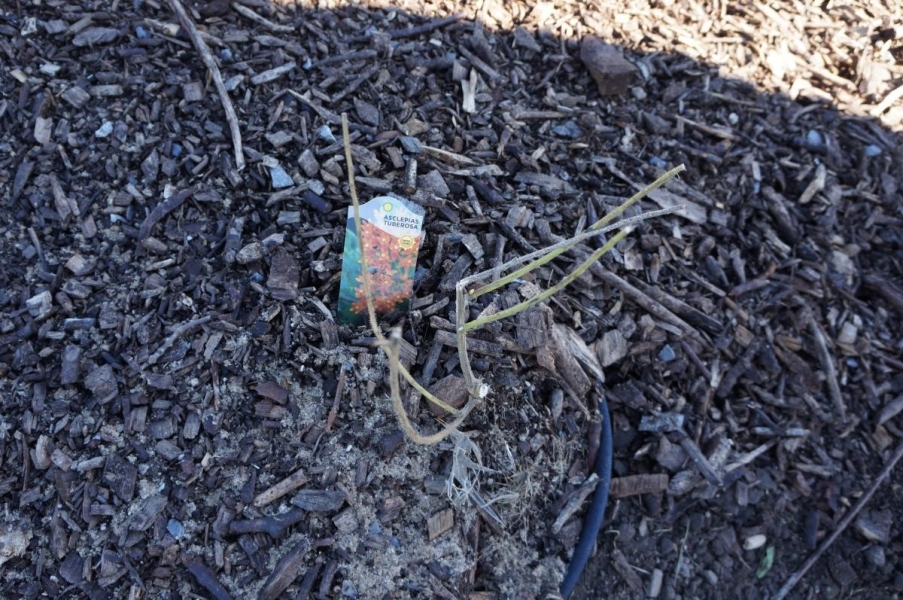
(338, 196, 425, 325)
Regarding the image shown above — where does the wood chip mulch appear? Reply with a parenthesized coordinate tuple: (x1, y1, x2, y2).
(0, 0, 902, 598)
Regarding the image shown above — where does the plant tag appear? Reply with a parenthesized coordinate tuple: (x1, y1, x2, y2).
(338, 195, 425, 325)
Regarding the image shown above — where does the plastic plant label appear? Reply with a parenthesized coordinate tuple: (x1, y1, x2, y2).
(338, 195, 425, 325)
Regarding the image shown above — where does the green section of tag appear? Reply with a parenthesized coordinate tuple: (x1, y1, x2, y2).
(338, 196, 425, 325)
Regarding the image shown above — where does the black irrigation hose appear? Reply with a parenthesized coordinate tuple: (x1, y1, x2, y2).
(561, 396, 613, 599)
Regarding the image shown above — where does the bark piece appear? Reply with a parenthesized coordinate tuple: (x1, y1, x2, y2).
(256, 381, 289, 404)
(434, 329, 502, 357)
(129, 494, 167, 531)
(73, 27, 119, 46)
(377, 496, 406, 523)
(610, 474, 670, 498)
(354, 98, 381, 126)
(61, 87, 90, 109)
(138, 187, 196, 239)
(103, 454, 137, 502)
(611, 547, 643, 590)
(854, 509, 892, 544)
(60, 345, 82, 385)
(427, 375, 470, 416)
(27, 291, 52, 320)
(141, 149, 160, 183)
(428, 508, 454, 540)
(236, 242, 264, 264)
(251, 62, 296, 85)
(32, 435, 53, 470)
(84, 364, 117, 404)
(230, 508, 305, 539)
(257, 540, 310, 600)
(655, 436, 687, 471)
(513, 171, 574, 198)
(267, 248, 299, 301)
(513, 26, 541, 52)
(332, 508, 358, 533)
(552, 474, 598, 533)
(185, 557, 234, 600)
(254, 468, 309, 508)
(581, 36, 638, 96)
(418, 169, 450, 198)
(0, 521, 31, 567)
(596, 329, 628, 367)
(59, 551, 84, 584)
(291, 489, 346, 512)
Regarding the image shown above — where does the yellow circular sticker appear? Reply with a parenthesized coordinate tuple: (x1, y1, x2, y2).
(383, 202, 393, 212)
(399, 235, 415, 249)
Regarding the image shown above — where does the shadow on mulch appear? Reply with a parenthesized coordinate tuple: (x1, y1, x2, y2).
(1, 1, 902, 599)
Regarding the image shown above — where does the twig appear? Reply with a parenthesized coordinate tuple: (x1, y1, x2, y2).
(384, 330, 481, 445)
(629, 275, 723, 334)
(671, 429, 723, 486)
(863, 274, 903, 312)
(231, 2, 293, 32)
(596, 270, 707, 345)
(166, 0, 245, 171)
(143, 17, 224, 46)
(146, 316, 212, 366)
(807, 313, 846, 422)
(27, 227, 46, 268)
(464, 204, 685, 299)
(331, 64, 380, 104)
(679, 339, 711, 381)
(871, 83, 903, 117)
(387, 13, 463, 39)
(326, 366, 346, 431)
(139, 186, 196, 239)
(674, 521, 691, 581)
(229, 507, 305, 539)
(773, 440, 903, 600)
(552, 474, 598, 533)
(253, 468, 309, 508)
(457, 45, 501, 81)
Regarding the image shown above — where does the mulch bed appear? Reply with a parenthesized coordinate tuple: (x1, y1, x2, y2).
(1, 0, 902, 598)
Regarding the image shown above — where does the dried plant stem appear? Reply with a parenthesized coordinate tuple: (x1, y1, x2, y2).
(466, 204, 683, 300)
(466, 165, 686, 300)
(384, 331, 481, 445)
(344, 110, 685, 444)
(462, 228, 632, 333)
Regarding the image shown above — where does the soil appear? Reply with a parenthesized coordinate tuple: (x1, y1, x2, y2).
(1, 0, 903, 599)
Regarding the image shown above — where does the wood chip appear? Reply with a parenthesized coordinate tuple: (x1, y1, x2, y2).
(291, 489, 346, 512)
(610, 474, 670, 498)
(267, 248, 299, 301)
(258, 539, 310, 600)
(250, 62, 296, 85)
(427, 374, 470, 416)
(611, 547, 643, 590)
(581, 36, 639, 96)
(427, 508, 454, 540)
(254, 469, 309, 508)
